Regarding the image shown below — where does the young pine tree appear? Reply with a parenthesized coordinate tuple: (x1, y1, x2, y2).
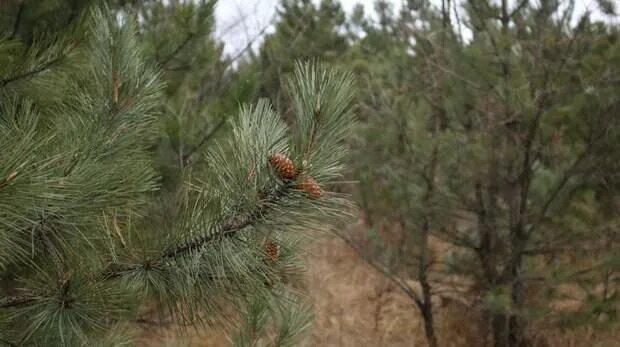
(0, 6, 355, 346)
(352, 1, 620, 346)
(253, 0, 349, 116)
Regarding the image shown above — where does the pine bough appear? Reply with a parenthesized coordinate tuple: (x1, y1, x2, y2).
(0, 7, 354, 346)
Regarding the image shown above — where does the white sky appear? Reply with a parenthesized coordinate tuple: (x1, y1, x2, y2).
(214, 0, 388, 55)
(214, 0, 617, 56)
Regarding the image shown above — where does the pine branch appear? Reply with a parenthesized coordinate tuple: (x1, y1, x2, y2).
(0, 183, 293, 308)
(0, 292, 39, 309)
(159, 32, 195, 67)
(0, 55, 65, 88)
(37, 220, 67, 282)
(302, 108, 320, 162)
(1, 32, 81, 89)
(509, 0, 529, 19)
(181, 117, 227, 163)
(528, 142, 591, 236)
(0, 167, 81, 309)
(135, 317, 194, 326)
(164, 183, 290, 258)
(102, 182, 293, 278)
(0, 171, 18, 190)
(0, 337, 19, 347)
(9, 2, 25, 40)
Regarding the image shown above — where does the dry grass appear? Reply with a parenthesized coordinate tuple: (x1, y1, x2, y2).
(135, 236, 619, 346)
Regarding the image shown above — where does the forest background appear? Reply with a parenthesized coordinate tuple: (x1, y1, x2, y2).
(0, 0, 619, 346)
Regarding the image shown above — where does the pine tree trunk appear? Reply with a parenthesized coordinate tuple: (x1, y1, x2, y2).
(492, 312, 510, 347)
(490, 273, 529, 347)
(420, 298, 438, 347)
(508, 260, 529, 347)
(508, 314, 528, 347)
(491, 312, 529, 347)
(419, 220, 438, 347)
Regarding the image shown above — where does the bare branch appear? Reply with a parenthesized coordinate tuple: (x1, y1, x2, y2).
(508, 0, 529, 19)
(335, 233, 424, 308)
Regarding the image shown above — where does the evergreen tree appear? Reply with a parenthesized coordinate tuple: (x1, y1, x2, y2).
(0, 4, 355, 346)
(253, 0, 349, 115)
(351, 1, 620, 346)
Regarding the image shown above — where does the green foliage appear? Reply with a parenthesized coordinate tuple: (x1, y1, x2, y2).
(1, 0, 618, 345)
(349, 0, 620, 345)
(0, 2, 356, 346)
(253, 0, 349, 113)
(230, 293, 313, 347)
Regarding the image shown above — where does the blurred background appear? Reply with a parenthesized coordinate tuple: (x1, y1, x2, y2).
(214, 0, 613, 56)
(1, 0, 619, 346)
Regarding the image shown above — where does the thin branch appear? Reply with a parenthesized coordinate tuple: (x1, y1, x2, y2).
(9, 2, 25, 40)
(0, 337, 19, 347)
(302, 108, 320, 162)
(135, 317, 194, 327)
(0, 293, 39, 309)
(162, 185, 289, 259)
(226, 20, 271, 66)
(181, 117, 227, 163)
(0, 171, 18, 190)
(0, 55, 65, 88)
(452, 0, 464, 42)
(335, 233, 424, 308)
(528, 142, 590, 236)
(509, 0, 529, 19)
(100, 183, 293, 281)
(522, 244, 609, 256)
(193, 20, 272, 105)
(38, 221, 65, 281)
(1, 181, 294, 308)
(159, 32, 195, 67)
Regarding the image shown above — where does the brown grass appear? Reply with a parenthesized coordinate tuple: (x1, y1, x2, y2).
(135, 236, 619, 346)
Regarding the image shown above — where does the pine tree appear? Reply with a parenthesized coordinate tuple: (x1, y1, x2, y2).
(253, 0, 349, 115)
(0, 4, 355, 346)
(351, 1, 620, 346)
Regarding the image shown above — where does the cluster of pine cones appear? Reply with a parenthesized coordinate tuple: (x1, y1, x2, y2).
(268, 153, 322, 199)
(263, 153, 323, 264)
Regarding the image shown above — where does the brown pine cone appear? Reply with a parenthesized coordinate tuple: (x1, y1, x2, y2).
(297, 176, 322, 199)
(265, 240, 280, 262)
(269, 153, 297, 180)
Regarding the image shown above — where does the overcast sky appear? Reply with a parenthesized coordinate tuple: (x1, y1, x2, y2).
(213, 0, 395, 55)
(213, 0, 615, 56)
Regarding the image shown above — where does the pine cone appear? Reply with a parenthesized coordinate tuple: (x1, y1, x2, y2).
(269, 153, 297, 180)
(265, 240, 280, 262)
(297, 176, 322, 199)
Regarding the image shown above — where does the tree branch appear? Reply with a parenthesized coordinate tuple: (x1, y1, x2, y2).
(0, 337, 19, 347)
(0, 55, 65, 88)
(159, 32, 195, 67)
(164, 186, 289, 259)
(335, 233, 424, 308)
(1, 182, 294, 308)
(100, 182, 293, 280)
(9, 2, 25, 40)
(508, 0, 529, 19)
(181, 117, 227, 163)
(0, 292, 39, 309)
